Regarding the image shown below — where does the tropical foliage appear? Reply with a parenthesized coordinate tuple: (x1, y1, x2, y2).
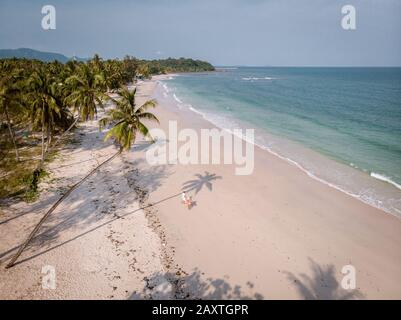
(100, 87, 159, 150)
(1, 53, 208, 200)
(1, 54, 167, 268)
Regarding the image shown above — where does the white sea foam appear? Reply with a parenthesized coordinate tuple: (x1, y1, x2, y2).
(217, 67, 238, 70)
(189, 106, 205, 117)
(371, 172, 401, 190)
(157, 78, 401, 219)
(242, 77, 274, 81)
(162, 83, 169, 93)
(185, 104, 400, 217)
(173, 93, 183, 103)
(249, 141, 401, 217)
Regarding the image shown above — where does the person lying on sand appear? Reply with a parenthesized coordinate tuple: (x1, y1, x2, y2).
(181, 191, 193, 209)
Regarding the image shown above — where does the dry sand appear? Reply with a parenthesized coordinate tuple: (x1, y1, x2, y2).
(0, 86, 170, 299)
(131, 75, 401, 299)
(1, 75, 401, 299)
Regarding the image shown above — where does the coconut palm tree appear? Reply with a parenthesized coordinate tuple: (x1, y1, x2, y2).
(90, 53, 104, 74)
(27, 68, 71, 164)
(65, 63, 108, 122)
(6, 86, 159, 268)
(137, 63, 151, 79)
(99, 86, 159, 149)
(122, 55, 140, 83)
(103, 60, 125, 91)
(0, 65, 23, 161)
(49, 63, 109, 149)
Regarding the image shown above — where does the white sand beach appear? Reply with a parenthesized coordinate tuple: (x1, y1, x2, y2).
(0, 93, 168, 299)
(1, 76, 401, 299)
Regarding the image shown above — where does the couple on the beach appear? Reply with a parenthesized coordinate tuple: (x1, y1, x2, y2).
(181, 191, 194, 209)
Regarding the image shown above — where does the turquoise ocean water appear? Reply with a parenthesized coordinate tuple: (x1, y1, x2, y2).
(157, 67, 401, 217)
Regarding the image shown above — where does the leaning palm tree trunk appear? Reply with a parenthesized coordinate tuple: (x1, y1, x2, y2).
(40, 108, 45, 164)
(51, 114, 79, 148)
(6, 146, 123, 268)
(3, 107, 19, 161)
(44, 122, 51, 155)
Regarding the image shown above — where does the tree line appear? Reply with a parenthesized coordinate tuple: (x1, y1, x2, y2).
(0, 55, 214, 200)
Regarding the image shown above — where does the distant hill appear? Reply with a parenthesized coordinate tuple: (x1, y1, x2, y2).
(0, 48, 87, 63)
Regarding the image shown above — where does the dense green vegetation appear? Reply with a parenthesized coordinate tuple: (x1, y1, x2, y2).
(0, 49, 215, 74)
(1, 54, 211, 201)
(140, 57, 215, 74)
(1, 55, 171, 268)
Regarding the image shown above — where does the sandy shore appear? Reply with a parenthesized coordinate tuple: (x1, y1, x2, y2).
(0, 86, 170, 299)
(131, 75, 401, 299)
(1, 75, 401, 299)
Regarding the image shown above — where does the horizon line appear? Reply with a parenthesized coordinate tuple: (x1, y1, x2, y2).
(215, 65, 401, 68)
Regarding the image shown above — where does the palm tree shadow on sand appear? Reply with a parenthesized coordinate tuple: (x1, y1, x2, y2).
(129, 268, 264, 300)
(182, 171, 222, 195)
(284, 258, 364, 300)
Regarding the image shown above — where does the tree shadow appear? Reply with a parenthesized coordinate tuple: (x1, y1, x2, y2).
(0, 192, 62, 226)
(0, 108, 169, 267)
(0, 191, 182, 267)
(182, 171, 222, 195)
(0, 157, 171, 266)
(48, 155, 112, 170)
(284, 258, 364, 300)
(123, 158, 171, 194)
(129, 268, 264, 300)
(132, 141, 154, 152)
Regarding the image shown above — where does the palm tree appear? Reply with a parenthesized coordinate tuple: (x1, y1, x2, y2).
(6, 86, 159, 268)
(182, 171, 222, 194)
(137, 63, 151, 79)
(99, 86, 159, 149)
(27, 68, 71, 164)
(65, 63, 108, 122)
(103, 60, 125, 91)
(90, 53, 104, 74)
(50, 63, 109, 148)
(122, 55, 140, 84)
(0, 66, 23, 161)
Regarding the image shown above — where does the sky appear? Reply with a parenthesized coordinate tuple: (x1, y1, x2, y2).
(0, 0, 400, 66)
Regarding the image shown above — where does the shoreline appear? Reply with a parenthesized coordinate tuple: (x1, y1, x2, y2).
(137, 75, 401, 299)
(158, 74, 401, 219)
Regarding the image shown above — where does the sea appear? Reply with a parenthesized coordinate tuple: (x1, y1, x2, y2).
(156, 67, 401, 218)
